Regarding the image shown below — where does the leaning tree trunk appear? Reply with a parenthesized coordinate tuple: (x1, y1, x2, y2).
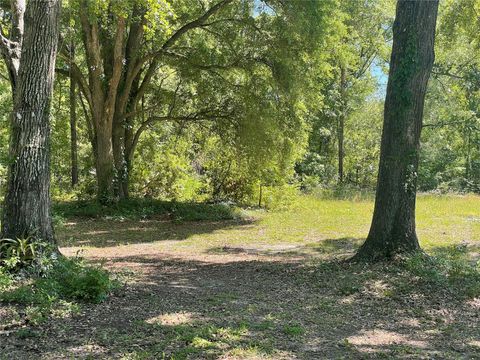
(2, 0, 61, 243)
(354, 0, 439, 261)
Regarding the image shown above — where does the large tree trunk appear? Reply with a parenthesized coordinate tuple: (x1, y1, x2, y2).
(78, 6, 125, 203)
(354, 0, 439, 261)
(2, 0, 61, 243)
(95, 122, 116, 203)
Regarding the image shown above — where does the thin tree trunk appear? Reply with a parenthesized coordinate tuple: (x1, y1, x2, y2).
(338, 66, 346, 183)
(2, 0, 61, 243)
(258, 184, 263, 207)
(465, 130, 472, 182)
(112, 112, 127, 199)
(354, 0, 439, 261)
(70, 44, 79, 187)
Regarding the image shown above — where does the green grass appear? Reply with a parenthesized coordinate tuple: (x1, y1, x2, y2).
(282, 323, 305, 337)
(55, 193, 480, 259)
(117, 321, 275, 359)
(5, 193, 480, 359)
(159, 193, 480, 256)
(404, 247, 480, 298)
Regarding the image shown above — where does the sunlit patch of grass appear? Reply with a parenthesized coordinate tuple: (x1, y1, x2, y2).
(282, 323, 305, 337)
(57, 194, 480, 263)
(166, 193, 480, 257)
(145, 311, 196, 326)
(226, 346, 281, 359)
(131, 322, 274, 359)
(416, 194, 480, 252)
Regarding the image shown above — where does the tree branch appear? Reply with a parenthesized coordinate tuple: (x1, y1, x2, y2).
(129, 108, 232, 163)
(104, 17, 126, 124)
(56, 62, 93, 114)
(140, 0, 234, 65)
(162, 0, 234, 50)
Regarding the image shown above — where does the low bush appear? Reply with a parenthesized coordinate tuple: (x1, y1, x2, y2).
(310, 184, 375, 201)
(53, 198, 241, 222)
(0, 237, 55, 274)
(42, 257, 115, 302)
(1, 257, 116, 304)
(261, 184, 299, 210)
(1, 240, 117, 324)
(170, 202, 241, 222)
(0, 266, 12, 289)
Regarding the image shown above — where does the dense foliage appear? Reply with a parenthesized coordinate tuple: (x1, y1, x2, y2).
(0, 0, 478, 204)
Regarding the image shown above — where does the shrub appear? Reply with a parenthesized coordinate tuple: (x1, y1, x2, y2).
(0, 255, 117, 324)
(53, 198, 240, 222)
(0, 237, 56, 274)
(0, 266, 12, 290)
(1, 257, 116, 304)
(261, 184, 299, 210)
(171, 202, 241, 222)
(46, 257, 116, 302)
(312, 184, 374, 201)
(0, 237, 37, 269)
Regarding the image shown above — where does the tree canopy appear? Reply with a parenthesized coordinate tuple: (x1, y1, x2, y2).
(0, 0, 476, 204)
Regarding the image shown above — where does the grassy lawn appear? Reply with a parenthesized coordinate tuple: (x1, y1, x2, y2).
(1, 194, 479, 359)
(57, 193, 480, 258)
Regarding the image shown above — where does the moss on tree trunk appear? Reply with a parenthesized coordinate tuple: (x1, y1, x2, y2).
(354, 0, 439, 262)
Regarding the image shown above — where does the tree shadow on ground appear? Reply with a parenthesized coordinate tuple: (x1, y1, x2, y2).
(205, 237, 365, 258)
(2, 252, 479, 359)
(56, 218, 256, 248)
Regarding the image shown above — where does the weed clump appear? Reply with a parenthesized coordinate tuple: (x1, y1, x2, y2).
(0, 238, 117, 324)
(404, 245, 480, 298)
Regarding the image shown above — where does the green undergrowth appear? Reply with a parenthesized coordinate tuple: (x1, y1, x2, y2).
(53, 198, 243, 222)
(127, 321, 275, 359)
(404, 246, 480, 298)
(310, 184, 375, 201)
(0, 257, 118, 325)
(302, 245, 480, 300)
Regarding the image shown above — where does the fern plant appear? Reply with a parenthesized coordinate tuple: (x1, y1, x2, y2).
(0, 236, 38, 270)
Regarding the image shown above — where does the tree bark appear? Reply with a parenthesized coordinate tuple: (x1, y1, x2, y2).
(77, 5, 125, 203)
(95, 122, 116, 203)
(354, 0, 439, 261)
(2, 0, 61, 243)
